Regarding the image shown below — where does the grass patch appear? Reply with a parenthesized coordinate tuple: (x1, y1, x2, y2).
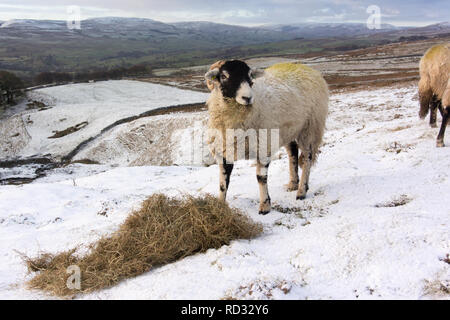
(23, 193, 262, 297)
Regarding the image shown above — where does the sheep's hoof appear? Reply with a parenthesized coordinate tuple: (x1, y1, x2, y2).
(258, 201, 271, 215)
(430, 123, 438, 128)
(285, 182, 299, 191)
(296, 184, 308, 200)
(436, 140, 445, 148)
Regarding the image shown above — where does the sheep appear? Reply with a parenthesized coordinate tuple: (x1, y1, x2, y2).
(204, 60, 329, 214)
(418, 43, 450, 147)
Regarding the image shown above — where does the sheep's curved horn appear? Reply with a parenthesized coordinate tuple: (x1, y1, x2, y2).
(206, 60, 226, 91)
(210, 60, 225, 70)
(205, 68, 220, 90)
(205, 68, 219, 81)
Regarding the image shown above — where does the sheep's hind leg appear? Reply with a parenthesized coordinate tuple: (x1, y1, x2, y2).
(297, 149, 311, 200)
(437, 102, 449, 126)
(436, 106, 449, 147)
(218, 159, 234, 201)
(285, 141, 299, 191)
(256, 161, 271, 215)
(429, 96, 439, 128)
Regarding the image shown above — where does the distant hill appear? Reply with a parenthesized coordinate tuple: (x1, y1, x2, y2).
(391, 22, 450, 37)
(0, 17, 448, 79)
(0, 17, 291, 43)
(2, 17, 448, 43)
(260, 22, 405, 38)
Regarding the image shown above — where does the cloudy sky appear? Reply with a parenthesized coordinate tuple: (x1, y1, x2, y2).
(0, 0, 448, 26)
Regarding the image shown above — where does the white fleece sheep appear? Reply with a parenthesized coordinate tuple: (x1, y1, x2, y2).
(205, 61, 329, 214)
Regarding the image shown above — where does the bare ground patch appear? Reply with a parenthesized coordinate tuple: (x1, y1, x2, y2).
(423, 271, 450, 298)
(48, 122, 88, 139)
(26, 100, 48, 110)
(439, 254, 450, 265)
(385, 141, 416, 154)
(223, 279, 294, 300)
(387, 124, 413, 132)
(374, 194, 412, 208)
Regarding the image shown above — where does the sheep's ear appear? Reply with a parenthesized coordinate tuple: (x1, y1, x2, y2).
(251, 68, 265, 79)
(205, 68, 220, 82)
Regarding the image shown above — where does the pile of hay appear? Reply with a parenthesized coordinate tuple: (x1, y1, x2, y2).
(24, 193, 262, 297)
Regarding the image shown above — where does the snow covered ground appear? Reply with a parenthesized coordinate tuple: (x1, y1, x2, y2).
(0, 80, 208, 159)
(0, 83, 449, 299)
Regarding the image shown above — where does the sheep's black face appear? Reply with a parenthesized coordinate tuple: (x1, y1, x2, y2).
(219, 60, 254, 105)
(206, 60, 254, 106)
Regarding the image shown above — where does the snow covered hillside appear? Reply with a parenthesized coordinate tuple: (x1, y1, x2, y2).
(0, 83, 449, 299)
(0, 80, 208, 159)
(71, 112, 213, 166)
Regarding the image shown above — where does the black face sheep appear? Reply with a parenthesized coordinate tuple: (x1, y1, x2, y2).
(204, 60, 329, 214)
(418, 43, 450, 147)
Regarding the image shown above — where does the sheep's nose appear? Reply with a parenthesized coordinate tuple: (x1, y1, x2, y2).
(242, 96, 252, 104)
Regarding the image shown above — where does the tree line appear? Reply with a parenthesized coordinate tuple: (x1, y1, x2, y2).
(33, 64, 152, 85)
(0, 71, 24, 106)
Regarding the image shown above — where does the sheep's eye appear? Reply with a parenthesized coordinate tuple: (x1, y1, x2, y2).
(249, 81, 254, 87)
(220, 71, 230, 81)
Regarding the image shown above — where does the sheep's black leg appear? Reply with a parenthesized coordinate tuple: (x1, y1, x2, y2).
(438, 101, 444, 118)
(437, 106, 449, 147)
(297, 147, 312, 200)
(256, 161, 271, 215)
(429, 96, 438, 128)
(285, 141, 299, 191)
(218, 158, 234, 201)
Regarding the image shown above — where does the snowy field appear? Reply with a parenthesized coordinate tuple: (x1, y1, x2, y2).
(0, 80, 208, 159)
(0, 83, 449, 299)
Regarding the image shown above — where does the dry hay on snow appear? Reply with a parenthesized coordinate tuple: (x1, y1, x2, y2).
(23, 193, 262, 297)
